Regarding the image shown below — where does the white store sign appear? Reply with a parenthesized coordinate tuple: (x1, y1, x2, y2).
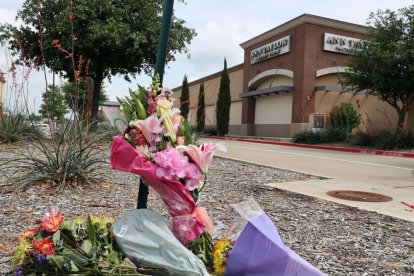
(250, 35, 291, 64)
(324, 33, 361, 54)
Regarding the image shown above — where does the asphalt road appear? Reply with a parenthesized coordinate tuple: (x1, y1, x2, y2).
(203, 138, 414, 221)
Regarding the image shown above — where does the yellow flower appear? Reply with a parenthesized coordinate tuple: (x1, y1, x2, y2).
(12, 237, 31, 268)
(156, 97, 174, 114)
(92, 217, 114, 234)
(212, 238, 233, 275)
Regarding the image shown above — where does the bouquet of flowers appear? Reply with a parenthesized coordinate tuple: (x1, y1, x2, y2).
(12, 207, 160, 275)
(111, 76, 225, 269)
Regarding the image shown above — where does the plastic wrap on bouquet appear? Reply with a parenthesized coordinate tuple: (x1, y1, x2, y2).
(225, 198, 325, 276)
(113, 209, 209, 276)
(110, 135, 210, 244)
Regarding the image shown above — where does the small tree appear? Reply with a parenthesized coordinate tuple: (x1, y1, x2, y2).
(1, 0, 196, 121)
(180, 75, 190, 119)
(39, 84, 68, 120)
(341, 6, 414, 133)
(329, 103, 361, 133)
(197, 81, 205, 132)
(216, 58, 231, 136)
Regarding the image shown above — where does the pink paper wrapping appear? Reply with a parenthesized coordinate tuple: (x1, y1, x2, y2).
(110, 135, 207, 244)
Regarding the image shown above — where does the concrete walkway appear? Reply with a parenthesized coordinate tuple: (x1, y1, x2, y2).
(203, 137, 414, 222)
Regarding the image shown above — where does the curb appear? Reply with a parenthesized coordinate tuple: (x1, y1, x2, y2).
(208, 136, 414, 159)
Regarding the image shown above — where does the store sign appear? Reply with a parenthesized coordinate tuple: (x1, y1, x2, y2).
(323, 33, 361, 54)
(250, 35, 291, 64)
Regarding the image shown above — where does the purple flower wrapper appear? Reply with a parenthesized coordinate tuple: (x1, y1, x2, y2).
(225, 213, 325, 276)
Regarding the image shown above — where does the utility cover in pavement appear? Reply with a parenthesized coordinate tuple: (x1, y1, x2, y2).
(326, 190, 393, 202)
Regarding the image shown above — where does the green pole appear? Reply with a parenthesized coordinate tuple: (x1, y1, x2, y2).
(154, 0, 174, 85)
(137, 0, 175, 209)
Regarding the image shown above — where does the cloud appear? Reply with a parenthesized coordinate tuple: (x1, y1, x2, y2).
(0, 8, 20, 26)
(2, 0, 414, 111)
(162, 16, 274, 86)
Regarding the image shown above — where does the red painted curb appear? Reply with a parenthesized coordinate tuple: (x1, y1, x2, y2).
(208, 136, 414, 158)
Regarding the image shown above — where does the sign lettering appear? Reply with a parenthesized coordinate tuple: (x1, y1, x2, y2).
(250, 35, 291, 64)
(323, 33, 361, 54)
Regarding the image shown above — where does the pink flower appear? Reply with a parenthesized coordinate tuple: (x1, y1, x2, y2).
(185, 163, 204, 191)
(177, 143, 226, 174)
(145, 115, 164, 135)
(153, 148, 189, 180)
(152, 148, 204, 191)
(129, 128, 147, 146)
(177, 136, 185, 145)
(170, 108, 182, 134)
(130, 115, 164, 148)
(146, 96, 157, 115)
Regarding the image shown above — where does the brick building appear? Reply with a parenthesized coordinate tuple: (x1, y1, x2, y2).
(173, 14, 414, 137)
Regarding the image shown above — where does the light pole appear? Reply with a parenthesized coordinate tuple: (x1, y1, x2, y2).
(137, 0, 175, 209)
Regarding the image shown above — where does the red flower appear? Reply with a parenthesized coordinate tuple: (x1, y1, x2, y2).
(33, 239, 55, 256)
(40, 209, 64, 233)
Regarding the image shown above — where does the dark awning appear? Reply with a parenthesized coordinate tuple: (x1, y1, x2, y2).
(240, 85, 293, 98)
(315, 85, 367, 94)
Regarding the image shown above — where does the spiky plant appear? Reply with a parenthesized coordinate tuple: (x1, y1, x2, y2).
(1, 119, 106, 191)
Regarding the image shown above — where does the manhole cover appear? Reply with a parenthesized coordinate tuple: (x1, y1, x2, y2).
(326, 190, 393, 202)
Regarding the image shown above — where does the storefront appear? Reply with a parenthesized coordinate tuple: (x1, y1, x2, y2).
(173, 14, 413, 137)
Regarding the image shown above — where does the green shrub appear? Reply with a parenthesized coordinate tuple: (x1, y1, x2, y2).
(0, 114, 25, 143)
(352, 130, 377, 147)
(374, 130, 414, 150)
(351, 130, 414, 150)
(0, 114, 44, 143)
(203, 126, 218, 136)
(293, 128, 347, 144)
(329, 103, 361, 132)
(293, 130, 322, 144)
(323, 128, 348, 143)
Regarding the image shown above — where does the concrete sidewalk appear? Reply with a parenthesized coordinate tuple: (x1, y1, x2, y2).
(266, 179, 414, 222)
(204, 137, 414, 222)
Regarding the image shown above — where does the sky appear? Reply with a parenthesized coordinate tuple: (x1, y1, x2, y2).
(0, 0, 413, 114)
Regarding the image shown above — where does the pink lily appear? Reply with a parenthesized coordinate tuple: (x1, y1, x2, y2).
(145, 115, 164, 135)
(177, 143, 226, 174)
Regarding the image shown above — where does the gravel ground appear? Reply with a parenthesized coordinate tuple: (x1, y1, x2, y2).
(0, 143, 413, 275)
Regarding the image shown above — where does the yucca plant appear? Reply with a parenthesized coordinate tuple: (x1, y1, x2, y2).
(1, 119, 106, 191)
(0, 114, 25, 143)
(0, 114, 44, 143)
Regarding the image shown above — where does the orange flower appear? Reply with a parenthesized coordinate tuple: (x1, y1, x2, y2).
(21, 228, 40, 238)
(40, 208, 64, 233)
(33, 239, 55, 256)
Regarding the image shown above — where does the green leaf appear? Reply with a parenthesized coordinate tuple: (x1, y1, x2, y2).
(86, 215, 96, 247)
(52, 230, 61, 245)
(70, 260, 79, 272)
(62, 248, 90, 267)
(81, 240, 92, 255)
(107, 251, 120, 265)
(135, 99, 147, 120)
(47, 255, 65, 270)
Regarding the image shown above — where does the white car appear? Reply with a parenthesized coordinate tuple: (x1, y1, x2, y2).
(33, 121, 50, 136)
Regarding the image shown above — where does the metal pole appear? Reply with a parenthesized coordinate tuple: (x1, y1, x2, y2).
(137, 0, 175, 209)
(154, 0, 174, 85)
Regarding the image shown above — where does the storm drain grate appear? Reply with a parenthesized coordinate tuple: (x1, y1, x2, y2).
(326, 190, 393, 202)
